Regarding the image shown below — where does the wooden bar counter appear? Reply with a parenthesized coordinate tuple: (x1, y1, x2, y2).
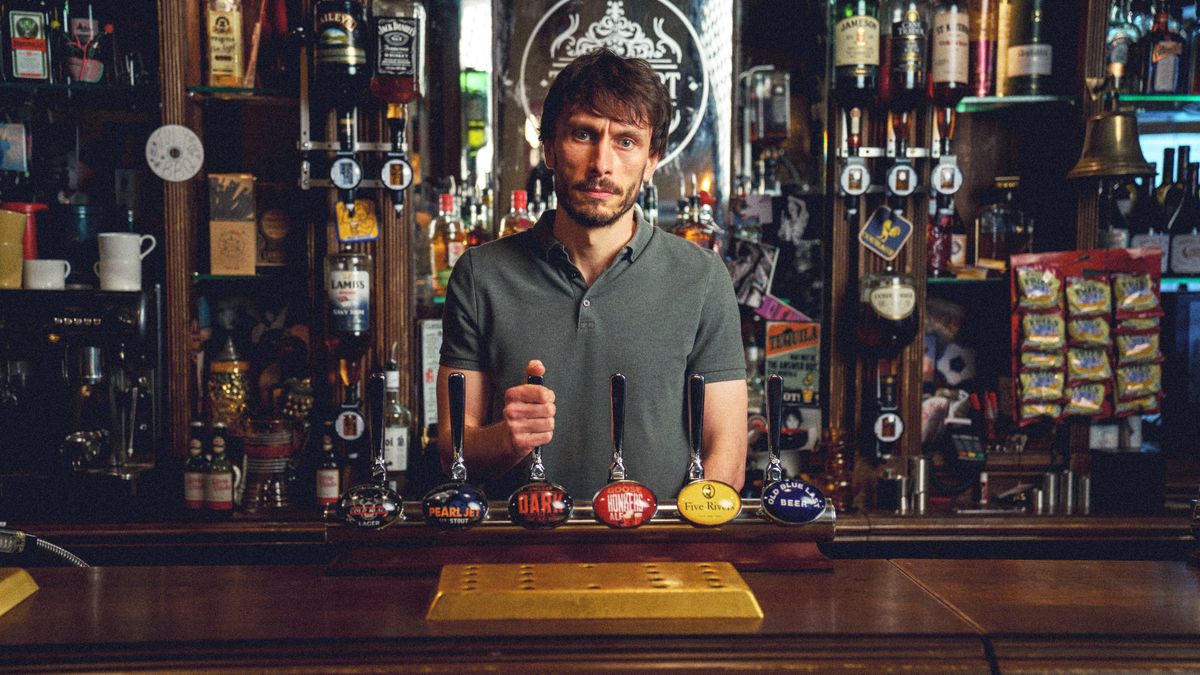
(1, 558, 1198, 672)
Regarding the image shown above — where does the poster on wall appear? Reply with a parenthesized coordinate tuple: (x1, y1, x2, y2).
(493, 0, 733, 221)
(764, 320, 820, 452)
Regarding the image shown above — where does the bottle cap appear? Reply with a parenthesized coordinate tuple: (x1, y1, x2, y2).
(512, 190, 527, 210)
(439, 193, 454, 212)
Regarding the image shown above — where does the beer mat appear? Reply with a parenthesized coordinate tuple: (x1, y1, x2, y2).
(0, 568, 38, 618)
(426, 562, 762, 628)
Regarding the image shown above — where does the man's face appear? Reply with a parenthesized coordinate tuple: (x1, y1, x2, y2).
(544, 107, 659, 229)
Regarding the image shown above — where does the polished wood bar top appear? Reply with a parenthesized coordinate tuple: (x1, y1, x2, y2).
(1, 560, 1198, 671)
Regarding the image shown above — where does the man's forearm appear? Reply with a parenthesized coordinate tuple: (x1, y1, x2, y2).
(438, 422, 527, 479)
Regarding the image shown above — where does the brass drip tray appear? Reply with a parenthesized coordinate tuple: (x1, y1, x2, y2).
(427, 561, 763, 628)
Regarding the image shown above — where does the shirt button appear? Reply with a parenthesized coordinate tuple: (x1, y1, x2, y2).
(582, 298, 592, 307)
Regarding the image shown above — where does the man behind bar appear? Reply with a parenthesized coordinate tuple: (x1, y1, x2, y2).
(437, 48, 747, 500)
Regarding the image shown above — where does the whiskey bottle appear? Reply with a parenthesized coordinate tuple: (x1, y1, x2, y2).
(833, 0, 881, 111)
(1005, 0, 1052, 96)
(930, 0, 970, 108)
(431, 192, 466, 296)
(325, 244, 372, 389)
(369, 0, 425, 106)
(316, 429, 340, 507)
(497, 189, 531, 238)
(205, 0, 243, 87)
(3, 0, 53, 82)
(1145, 1, 1186, 94)
(879, 0, 928, 115)
(1130, 165, 1170, 274)
(183, 421, 209, 513)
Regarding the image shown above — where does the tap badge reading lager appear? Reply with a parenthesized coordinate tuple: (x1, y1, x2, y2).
(677, 374, 741, 527)
(421, 372, 489, 529)
(592, 373, 658, 528)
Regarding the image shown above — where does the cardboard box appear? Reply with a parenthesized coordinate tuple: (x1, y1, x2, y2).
(208, 173, 257, 275)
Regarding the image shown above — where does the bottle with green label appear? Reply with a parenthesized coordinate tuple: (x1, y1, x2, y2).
(4, 0, 53, 82)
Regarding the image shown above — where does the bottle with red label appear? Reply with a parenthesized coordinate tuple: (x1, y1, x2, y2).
(205, 423, 236, 518)
(316, 429, 341, 508)
(183, 421, 209, 515)
(3, 0, 54, 82)
(927, 193, 957, 277)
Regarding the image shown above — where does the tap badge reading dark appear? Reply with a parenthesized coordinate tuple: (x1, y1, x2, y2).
(507, 481, 574, 529)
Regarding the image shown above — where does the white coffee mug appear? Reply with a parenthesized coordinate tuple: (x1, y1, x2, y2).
(23, 259, 71, 289)
(98, 232, 156, 262)
(94, 258, 141, 291)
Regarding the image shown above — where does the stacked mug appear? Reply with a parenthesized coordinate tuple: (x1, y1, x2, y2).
(94, 233, 156, 291)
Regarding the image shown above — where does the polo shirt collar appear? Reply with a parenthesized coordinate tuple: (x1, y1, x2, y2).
(528, 204, 654, 266)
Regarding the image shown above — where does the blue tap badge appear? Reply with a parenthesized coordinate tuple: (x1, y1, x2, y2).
(422, 483, 489, 530)
(761, 480, 827, 525)
(858, 206, 913, 262)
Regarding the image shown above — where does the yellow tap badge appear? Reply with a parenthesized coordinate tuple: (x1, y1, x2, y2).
(677, 480, 741, 526)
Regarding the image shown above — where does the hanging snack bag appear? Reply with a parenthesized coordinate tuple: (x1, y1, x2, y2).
(1112, 273, 1161, 320)
(1067, 316, 1111, 348)
(1067, 347, 1113, 383)
(1022, 312, 1067, 352)
(1115, 363, 1161, 401)
(1016, 266, 1063, 312)
(1021, 351, 1065, 370)
(1116, 333, 1161, 365)
(1019, 369, 1064, 402)
(1065, 275, 1111, 317)
(1115, 394, 1161, 417)
(1065, 382, 1110, 417)
(1117, 316, 1159, 334)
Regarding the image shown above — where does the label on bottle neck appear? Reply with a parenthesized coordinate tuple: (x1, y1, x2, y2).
(9, 11, 49, 80)
(383, 424, 409, 474)
(328, 269, 370, 333)
(317, 468, 340, 505)
(892, 11, 927, 76)
(315, 10, 366, 66)
(835, 16, 880, 68)
(868, 284, 916, 320)
(1007, 43, 1052, 78)
(931, 10, 969, 84)
(1170, 232, 1200, 274)
(184, 471, 206, 509)
(375, 17, 419, 77)
(205, 471, 234, 510)
(1130, 233, 1170, 273)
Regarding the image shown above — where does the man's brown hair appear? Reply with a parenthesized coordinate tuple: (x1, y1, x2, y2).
(539, 49, 672, 160)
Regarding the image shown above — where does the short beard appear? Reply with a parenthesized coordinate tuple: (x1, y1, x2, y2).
(560, 187, 639, 229)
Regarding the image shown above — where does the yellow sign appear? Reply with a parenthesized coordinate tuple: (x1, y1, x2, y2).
(336, 199, 379, 242)
(677, 480, 741, 526)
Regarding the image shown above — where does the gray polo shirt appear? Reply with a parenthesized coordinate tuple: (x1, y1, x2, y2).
(440, 207, 745, 500)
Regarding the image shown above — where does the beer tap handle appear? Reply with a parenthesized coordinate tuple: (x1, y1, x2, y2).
(765, 374, 783, 484)
(448, 372, 467, 482)
(609, 373, 626, 482)
(369, 372, 387, 485)
(687, 373, 705, 481)
(527, 374, 545, 481)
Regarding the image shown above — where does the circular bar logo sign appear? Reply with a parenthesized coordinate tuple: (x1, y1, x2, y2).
(760, 480, 827, 525)
(677, 480, 741, 526)
(518, 0, 709, 166)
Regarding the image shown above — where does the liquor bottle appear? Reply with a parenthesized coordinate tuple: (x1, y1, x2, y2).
(969, 0, 997, 96)
(1144, 1, 1185, 94)
(183, 421, 209, 513)
(1163, 145, 1191, 222)
(993, 0, 1014, 95)
(1156, 146, 1176, 206)
(927, 193, 957, 277)
(205, 0, 243, 87)
(382, 350, 412, 495)
(1005, 0, 1052, 96)
(205, 425, 235, 518)
(879, 0, 929, 115)
(1130, 165, 1171, 273)
(465, 199, 492, 248)
(976, 176, 1023, 269)
(1169, 161, 1200, 274)
(1107, 0, 1142, 94)
(1100, 179, 1131, 249)
(315, 428, 340, 507)
(496, 190, 531, 238)
(1131, 0, 1153, 35)
(313, 0, 369, 108)
(63, 1, 105, 83)
(832, 0, 882, 111)
(857, 263, 919, 356)
(4, 0, 53, 82)
(369, 0, 425, 106)
(674, 179, 722, 251)
(930, 0, 970, 107)
(324, 244, 372, 389)
(430, 192, 465, 296)
(641, 181, 659, 227)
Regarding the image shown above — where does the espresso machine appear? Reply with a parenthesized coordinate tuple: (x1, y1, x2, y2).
(0, 286, 163, 519)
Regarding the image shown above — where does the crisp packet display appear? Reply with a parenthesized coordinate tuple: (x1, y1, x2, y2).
(1021, 351, 1064, 370)
(1067, 347, 1113, 382)
(1116, 333, 1160, 365)
(1065, 276, 1111, 316)
(1065, 383, 1109, 417)
(1116, 363, 1161, 400)
(1016, 267, 1063, 311)
(1022, 312, 1066, 351)
(1068, 317, 1111, 347)
(1113, 273, 1160, 317)
(1020, 369, 1064, 401)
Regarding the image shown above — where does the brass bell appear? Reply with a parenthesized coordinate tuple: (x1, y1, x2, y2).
(1068, 109, 1154, 179)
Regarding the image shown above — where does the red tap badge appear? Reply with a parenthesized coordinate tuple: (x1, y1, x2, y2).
(592, 481, 657, 528)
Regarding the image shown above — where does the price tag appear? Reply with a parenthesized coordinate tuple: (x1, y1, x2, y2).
(859, 206, 913, 261)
